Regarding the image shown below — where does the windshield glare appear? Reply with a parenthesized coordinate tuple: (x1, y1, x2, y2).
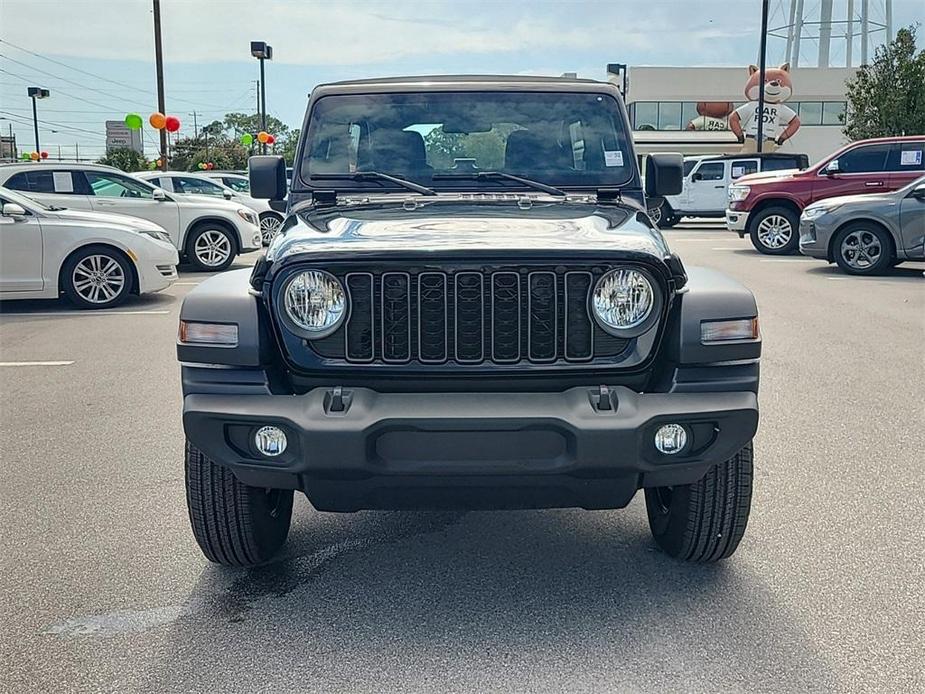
(299, 91, 634, 191)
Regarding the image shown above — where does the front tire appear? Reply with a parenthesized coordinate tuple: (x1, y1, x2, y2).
(645, 441, 754, 562)
(258, 212, 283, 246)
(61, 246, 132, 309)
(833, 222, 893, 275)
(749, 206, 799, 254)
(185, 440, 293, 567)
(186, 224, 236, 272)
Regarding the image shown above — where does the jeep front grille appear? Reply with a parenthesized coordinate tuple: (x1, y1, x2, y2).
(308, 266, 631, 366)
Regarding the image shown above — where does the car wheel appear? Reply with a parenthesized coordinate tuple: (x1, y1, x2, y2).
(187, 224, 235, 272)
(185, 440, 293, 567)
(749, 206, 799, 254)
(645, 441, 753, 562)
(259, 212, 283, 245)
(833, 222, 894, 275)
(62, 246, 132, 309)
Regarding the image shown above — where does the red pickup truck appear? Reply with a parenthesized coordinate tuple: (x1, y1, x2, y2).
(726, 136, 925, 254)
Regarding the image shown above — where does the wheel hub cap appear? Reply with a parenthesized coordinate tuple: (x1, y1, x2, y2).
(757, 214, 792, 248)
(841, 230, 881, 269)
(72, 255, 125, 304)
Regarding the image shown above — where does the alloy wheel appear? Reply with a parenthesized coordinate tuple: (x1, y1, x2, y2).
(840, 229, 882, 270)
(260, 215, 282, 244)
(194, 229, 232, 267)
(756, 214, 793, 249)
(71, 254, 126, 305)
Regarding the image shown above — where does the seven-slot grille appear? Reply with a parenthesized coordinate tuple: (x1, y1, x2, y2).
(308, 267, 633, 366)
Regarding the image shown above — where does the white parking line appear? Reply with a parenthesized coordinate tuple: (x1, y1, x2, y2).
(711, 247, 745, 250)
(759, 259, 816, 263)
(0, 361, 74, 367)
(826, 276, 849, 281)
(173, 282, 200, 286)
(668, 237, 727, 242)
(1, 309, 171, 317)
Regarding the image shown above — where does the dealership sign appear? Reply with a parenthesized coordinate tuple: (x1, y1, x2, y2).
(105, 121, 143, 153)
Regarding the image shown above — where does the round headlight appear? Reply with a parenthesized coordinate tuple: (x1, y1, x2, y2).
(283, 270, 346, 337)
(592, 268, 656, 334)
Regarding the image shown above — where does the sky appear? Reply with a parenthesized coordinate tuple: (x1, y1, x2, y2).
(1, 0, 922, 160)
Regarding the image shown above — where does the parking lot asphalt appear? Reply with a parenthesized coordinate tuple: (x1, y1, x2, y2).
(1, 222, 922, 694)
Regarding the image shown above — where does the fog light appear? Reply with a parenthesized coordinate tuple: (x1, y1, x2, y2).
(254, 425, 287, 456)
(655, 424, 687, 455)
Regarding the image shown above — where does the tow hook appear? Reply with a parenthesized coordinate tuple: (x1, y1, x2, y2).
(592, 385, 617, 412)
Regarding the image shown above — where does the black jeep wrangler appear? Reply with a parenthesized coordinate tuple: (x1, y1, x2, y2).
(178, 76, 760, 567)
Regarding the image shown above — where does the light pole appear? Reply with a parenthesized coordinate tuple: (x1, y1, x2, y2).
(756, 0, 770, 153)
(27, 87, 50, 153)
(250, 41, 273, 154)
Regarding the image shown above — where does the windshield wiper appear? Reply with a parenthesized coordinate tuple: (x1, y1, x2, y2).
(432, 171, 566, 197)
(313, 171, 437, 196)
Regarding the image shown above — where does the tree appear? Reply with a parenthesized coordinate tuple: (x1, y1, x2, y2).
(96, 147, 150, 172)
(843, 25, 925, 140)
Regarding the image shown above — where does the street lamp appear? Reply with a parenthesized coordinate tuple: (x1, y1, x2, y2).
(250, 41, 272, 154)
(27, 86, 50, 153)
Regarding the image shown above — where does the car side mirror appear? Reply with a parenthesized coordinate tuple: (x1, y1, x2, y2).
(249, 155, 287, 200)
(152, 187, 167, 201)
(2, 203, 27, 217)
(912, 183, 925, 199)
(691, 172, 703, 182)
(645, 152, 684, 197)
(824, 159, 840, 175)
(222, 189, 233, 200)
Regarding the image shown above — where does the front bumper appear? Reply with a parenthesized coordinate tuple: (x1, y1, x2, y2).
(136, 246, 179, 293)
(725, 209, 749, 235)
(183, 386, 758, 511)
(798, 218, 828, 259)
(239, 221, 262, 252)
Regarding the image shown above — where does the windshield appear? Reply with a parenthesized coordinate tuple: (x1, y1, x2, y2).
(683, 159, 700, 177)
(299, 90, 635, 192)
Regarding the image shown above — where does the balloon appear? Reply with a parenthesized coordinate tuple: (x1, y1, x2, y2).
(206, 162, 214, 170)
(148, 161, 157, 170)
(165, 116, 180, 133)
(21, 152, 30, 161)
(124, 113, 143, 130)
(149, 112, 167, 129)
(197, 162, 206, 169)
(40, 151, 49, 159)
(257, 131, 269, 144)
(30, 151, 39, 161)
(266, 134, 276, 145)
(240, 133, 253, 146)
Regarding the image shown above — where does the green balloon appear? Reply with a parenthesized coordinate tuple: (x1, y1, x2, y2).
(21, 152, 31, 160)
(240, 133, 253, 146)
(124, 113, 143, 130)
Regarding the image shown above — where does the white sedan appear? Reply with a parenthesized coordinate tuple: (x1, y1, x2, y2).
(0, 186, 178, 309)
(136, 171, 284, 245)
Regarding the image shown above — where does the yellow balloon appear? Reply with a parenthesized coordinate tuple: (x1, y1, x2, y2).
(257, 131, 270, 144)
(149, 112, 167, 129)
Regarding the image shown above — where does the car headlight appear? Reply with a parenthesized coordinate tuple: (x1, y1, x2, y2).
(802, 204, 840, 220)
(591, 268, 659, 336)
(282, 270, 347, 338)
(728, 185, 751, 202)
(236, 208, 258, 225)
(138, 229, 172, 244)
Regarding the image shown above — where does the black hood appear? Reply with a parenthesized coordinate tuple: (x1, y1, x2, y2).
(266, 198, 671, 263)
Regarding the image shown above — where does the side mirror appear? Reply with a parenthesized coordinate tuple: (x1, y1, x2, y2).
(152, 188, 167, 201)
(645, 152, 684, 197)
(824, 159, 840, 175)
(912, 183, 925, 199)
(2, 203, 27, 217)
(691, 172, 703, 182)
(222, 189, 233, 200)
(249, 155, 287, 200)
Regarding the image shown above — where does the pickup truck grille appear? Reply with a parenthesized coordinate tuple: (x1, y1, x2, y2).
(309, 266, 631, 366)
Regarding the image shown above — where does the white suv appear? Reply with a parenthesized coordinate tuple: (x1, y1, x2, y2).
(0, 163, 262, 271)
(135, 171, 284, 245)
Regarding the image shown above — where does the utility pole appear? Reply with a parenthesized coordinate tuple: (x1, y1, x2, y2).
(190, 111, 199, 138)
(250, 42, 272, 154)
(756, 0, 770, 153)
(153, 0, 168, 170)
(75, 141, 79, 162)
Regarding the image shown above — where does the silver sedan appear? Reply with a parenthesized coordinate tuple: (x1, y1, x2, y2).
(799, 174, 925, 275)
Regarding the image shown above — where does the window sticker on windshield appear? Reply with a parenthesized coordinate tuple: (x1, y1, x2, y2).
(732, 165, 746, 178)
(604, 150, 624, 167)
(53, 172, 73, 193)
(900, 150, 922, 166)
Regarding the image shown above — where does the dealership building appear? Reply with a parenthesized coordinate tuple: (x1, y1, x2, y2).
(612, 65, 856, 164)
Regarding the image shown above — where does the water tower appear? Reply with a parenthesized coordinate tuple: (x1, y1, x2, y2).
(770, 0, 894, 67)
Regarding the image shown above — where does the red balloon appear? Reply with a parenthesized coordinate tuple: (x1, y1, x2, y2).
(266, 134, 276, 145)
(40, 151, 49, 159)
(206, 162, 214, 170)
(164, 115, 181, 133)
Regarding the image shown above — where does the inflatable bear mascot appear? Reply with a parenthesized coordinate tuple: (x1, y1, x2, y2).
(687, 102, 735, 131)
(729, 63, 801, 153)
